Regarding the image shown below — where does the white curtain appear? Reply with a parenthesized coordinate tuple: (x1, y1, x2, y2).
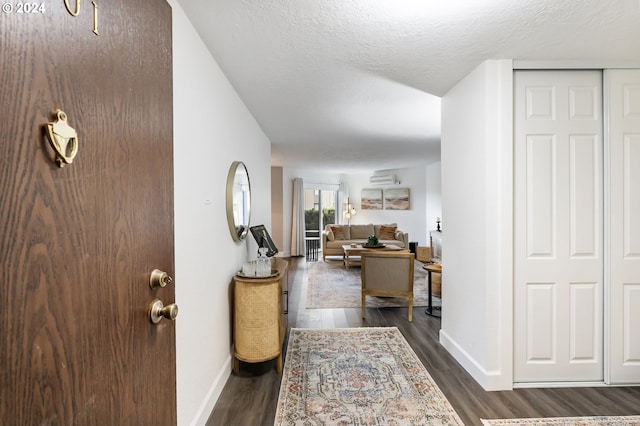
(290, 177, 305, 257)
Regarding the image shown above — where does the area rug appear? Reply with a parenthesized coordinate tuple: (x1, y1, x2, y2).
(481, 416, 640, 425)
(306, 259, 440, 309)
(274, 327, 463, 425)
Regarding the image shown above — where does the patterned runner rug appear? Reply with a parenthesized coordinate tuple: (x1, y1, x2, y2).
(306, 259, 440, 309)
(482, 416, 640, 425)
(274, 327, 463, 425)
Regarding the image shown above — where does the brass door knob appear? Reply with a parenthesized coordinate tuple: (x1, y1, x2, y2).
(149, 299, 179, 324)
(150, 269, 173, 289)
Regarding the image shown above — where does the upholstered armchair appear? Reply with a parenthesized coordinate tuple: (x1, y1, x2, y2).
(361, 251, 415, 321)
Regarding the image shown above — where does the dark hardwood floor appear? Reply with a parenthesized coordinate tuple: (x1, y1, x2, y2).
(207, 257, 640, 425)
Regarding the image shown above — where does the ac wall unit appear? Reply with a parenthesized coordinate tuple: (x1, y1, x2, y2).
(369, 174, 397, 185)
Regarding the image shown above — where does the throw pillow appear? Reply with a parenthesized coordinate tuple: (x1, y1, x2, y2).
(326, 230, 335, 241)
(329, 226, 345, 240)
(374, 223, 397, 236)
(378, 225, 397, 240)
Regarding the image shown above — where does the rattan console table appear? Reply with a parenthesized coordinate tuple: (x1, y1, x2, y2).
(233, 258, 288, 373)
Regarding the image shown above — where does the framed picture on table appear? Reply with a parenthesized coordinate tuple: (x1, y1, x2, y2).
(250, 225, 279, 257)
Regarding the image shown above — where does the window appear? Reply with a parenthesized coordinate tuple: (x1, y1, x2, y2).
(304, 189, 336, 239)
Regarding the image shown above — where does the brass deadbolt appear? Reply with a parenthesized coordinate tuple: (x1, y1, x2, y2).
(150, 269, 173, 289)
(149, 299, 178, 324)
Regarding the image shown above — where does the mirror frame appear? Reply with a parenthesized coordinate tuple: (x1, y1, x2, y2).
(225, 161, 251, 242)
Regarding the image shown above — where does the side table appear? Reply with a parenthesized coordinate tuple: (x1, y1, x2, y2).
(423, 262, 442, 317)
(233, 258, 288, 373)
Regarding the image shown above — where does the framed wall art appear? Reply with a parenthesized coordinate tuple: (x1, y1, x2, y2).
(384, 188, 410, 210)
(361, 188, 383, 210)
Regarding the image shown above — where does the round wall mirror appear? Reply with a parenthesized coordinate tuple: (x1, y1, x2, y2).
(226, 161, 251, 242)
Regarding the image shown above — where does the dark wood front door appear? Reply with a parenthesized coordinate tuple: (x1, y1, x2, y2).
(0, 1, 175, 424)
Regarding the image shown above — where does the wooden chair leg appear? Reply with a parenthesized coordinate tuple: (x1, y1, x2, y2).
(408, 297, 413, 322)
(362, 293, 366, 319)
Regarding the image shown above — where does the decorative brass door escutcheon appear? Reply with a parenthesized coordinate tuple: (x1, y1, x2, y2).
(45, 109, 78, 167)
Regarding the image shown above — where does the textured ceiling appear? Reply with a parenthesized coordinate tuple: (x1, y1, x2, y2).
(177, 0, 640, 173)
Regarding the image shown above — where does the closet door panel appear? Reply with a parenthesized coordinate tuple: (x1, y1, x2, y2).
(571, 135, 599, 257)
(608, 69, 640, 383)
(623, 136, 640, 256)
(527, 135, 556, 257)
(515, 70, 603, 383)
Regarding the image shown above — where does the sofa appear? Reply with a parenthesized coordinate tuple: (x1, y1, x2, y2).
(321, 223, 409, 261)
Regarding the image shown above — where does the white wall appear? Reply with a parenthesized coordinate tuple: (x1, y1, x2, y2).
(426, 161, 442, 235)
(170, 2, 273, 424)
(271, 166, 284, 253)
(439, 59, 513, 391)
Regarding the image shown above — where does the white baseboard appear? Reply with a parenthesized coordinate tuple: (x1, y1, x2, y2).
(189, 354, 232, 426)
(514, 381, 607, 389)
(439, 329, 511, 391)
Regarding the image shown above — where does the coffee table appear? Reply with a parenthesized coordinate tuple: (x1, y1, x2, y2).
(341, 244, 408, 269)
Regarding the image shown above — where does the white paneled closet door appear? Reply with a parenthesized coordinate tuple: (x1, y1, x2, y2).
(514, 71, 604, 383)
(607, 69, 640, 384)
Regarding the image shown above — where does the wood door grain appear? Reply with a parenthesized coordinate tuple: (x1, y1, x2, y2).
(0, 1, 175, 424)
